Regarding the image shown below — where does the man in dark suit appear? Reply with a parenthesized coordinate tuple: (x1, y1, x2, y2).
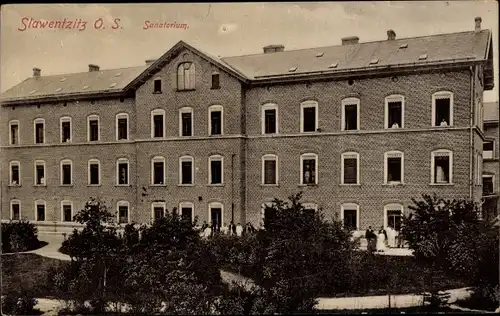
(365, 226, 376, 253)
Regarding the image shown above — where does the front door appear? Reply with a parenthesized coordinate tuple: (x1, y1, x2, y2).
(210, 207, 222, 232)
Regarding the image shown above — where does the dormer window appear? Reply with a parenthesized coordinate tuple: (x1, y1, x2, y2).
(177, 62, 195, 91)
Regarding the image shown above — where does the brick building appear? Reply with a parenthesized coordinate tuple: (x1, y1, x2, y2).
(482, 101, 500, 221)
(0, 17, 495, 233)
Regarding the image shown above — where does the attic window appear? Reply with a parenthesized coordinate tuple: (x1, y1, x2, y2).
(316, 52, 324, 57)
(369, 59, 379, 65)
(82, 85, 89, 90)
(288, 67, 298, 72)
(29, 90, 37, 94)
(60, 78, 67, 82)
(399, 43, 408, 49)
(328, 63, 338, 69)
(109, 83, 117, 88)
(55, 88, 62, 92)
(114, 72, 123, 77)
(418, 54, 428, 60)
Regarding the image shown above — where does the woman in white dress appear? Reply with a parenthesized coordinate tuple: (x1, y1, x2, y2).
(386, 225, 396, 248)
(376, 227, 387, 252)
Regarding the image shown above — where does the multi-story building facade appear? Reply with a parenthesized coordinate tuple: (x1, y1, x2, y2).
(0, 17, 495, 233)
(482, 101, 500, 221)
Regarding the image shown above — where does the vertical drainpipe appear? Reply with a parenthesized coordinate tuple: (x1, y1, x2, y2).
(231, 153, 235, 222)
(469, 66, 475, 200)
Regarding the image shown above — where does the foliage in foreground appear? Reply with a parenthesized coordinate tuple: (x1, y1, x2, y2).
(1, 220, 40, 253)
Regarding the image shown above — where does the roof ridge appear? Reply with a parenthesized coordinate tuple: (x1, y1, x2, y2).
(221, 30, 486, 59)
(25, 65, 147, 79)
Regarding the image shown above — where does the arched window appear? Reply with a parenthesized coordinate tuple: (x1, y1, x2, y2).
(341, 203, 359, 230)
(34, 160, 46, 186)
(61, 200, 73, 222)
(385, 95, 405, 129)
(208, 105, 223, 135)
(300, 100, 318, 132)
(384, 151, 404, 184)
(431, 149, 453, 184)
(341, 97, 360, 131)
(341, 152, 359, 185)
(88, 159, 100, 186)
(35, 199, 46, 221)
(384, 203, 404, 230)
(9, 161, 20, 186)
(116, 158, 130, 185)
(60, 159, 73, 185)
(209, 155, 224, 185)
(151, 201, 166, 221)
(177, 62, 196, 90)
(208, 202, 224, 231)
(151, 156, 166, 185)
(117, 200, 130, 224)
(179, 107, 194, 136)
(9, 120, 20, 145)
(261, 103, 279, 134)
(432, 91, 454, 127)
(178, 201, 194, 222)
(262, 154, 278, 185)
(87, 115, 100, 142)
(116, 113, 129, 140)
(34, 118, 45, 144)
(10, 200, 21, 220)
(300, 153, 318, 185)
(179, 155, 194, 185)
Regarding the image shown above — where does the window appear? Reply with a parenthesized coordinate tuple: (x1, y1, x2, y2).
(151, 109, 165, 138)
(262, 154, 278, 185)
(302, 203, 318, 216)
(10, 120, 19, 145)
(484, 140, 494, 159)
(88, 159, 100, 185)
(209, 105, 223, 135)
(34, 118, 45, 144)
(151, 156, 166, 185)
(432, 91, 453, 127)
(116, 158, 129, 185)
(177, 62, 195, 90)
(10, 161, 20, 186)
(384, 151, 404, 184)
(179, 202, 194, 222)
(208, 202, 224, 231)
(153, 78, 162, 93)
(262, 103, 278, 134)
(60, 159, 72, 185)
(179, 107, 193, 136)
(35, 200, 46, 221)
(61, 201, 73, 222)
(341, 203, 359, 230)
(385, 95, 404, 128)
(341, 152, 359, 184)
(87, 115, 100, 141)
(116, 113, 129, 140)
(476, 153, 482, 185)
(431, 150, 453, 184)
(60, 116, 72, 143)
(300, 153, 318, 185)
(179, 156, 194, 185)
(209, 155, 223, 185)
(483, 175, 494, 196)
(117, 201, 130, 224)
(11, 200, 21, 220)
(261, 202, 277, 228)
(211, 72, 220, 89)
(34, 160, 46, 186)
(300, 101, 318, 132)
(384, 204, 403, 230)
(151, 202, 166, 221)
(341, 98, 360, 131)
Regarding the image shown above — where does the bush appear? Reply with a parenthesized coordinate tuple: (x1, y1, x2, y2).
(1, 289, 41, 315)
(1, 220, 40, 253)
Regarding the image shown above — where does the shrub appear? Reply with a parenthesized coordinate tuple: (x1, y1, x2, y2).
(1, 220, 40, 253)
(1, 289, 41, 315)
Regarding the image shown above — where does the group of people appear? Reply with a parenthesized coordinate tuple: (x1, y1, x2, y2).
(365, 225, 404, 253)
(200, 221, 256, 239)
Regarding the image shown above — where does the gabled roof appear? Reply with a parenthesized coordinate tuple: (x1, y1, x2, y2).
(484, 102, 499, 122)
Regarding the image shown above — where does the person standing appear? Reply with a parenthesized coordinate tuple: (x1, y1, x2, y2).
(386, 225, 396, 248)
(365, 226, 376, 253)
(203, 224, 212, 239)
(397, 222, 405, 248)
(376, 226, 387, 252)
(228, 221, 236, 236)
(236, 223, 243, 237)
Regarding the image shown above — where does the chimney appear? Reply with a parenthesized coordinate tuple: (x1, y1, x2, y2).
(88, 64, 100, 72)
(145, 59, 157, 65)
(387, 29, 396, 40)
(263, 44, 285, 54)
(33, 67, 41, 77)
(475, 16, 482, 33)
(341, 36, 359, 45)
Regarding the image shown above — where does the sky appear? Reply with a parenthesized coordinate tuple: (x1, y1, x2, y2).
(1, 2, 498, 101)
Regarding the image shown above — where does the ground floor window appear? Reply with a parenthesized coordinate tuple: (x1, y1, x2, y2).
(35, 200, 46, 221)
(152, 202, 166, 221)
(341, 203, 359, 230)
(385, 203, 403, 230)
(118, 201, 129, 224)
(209, 202, 223, 232)
(11, 200, 20, 220)
(179, 202, 194, 222)
(61, 201, 72, 222)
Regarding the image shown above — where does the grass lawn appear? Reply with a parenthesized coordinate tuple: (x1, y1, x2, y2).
(1, 253, 67, 298)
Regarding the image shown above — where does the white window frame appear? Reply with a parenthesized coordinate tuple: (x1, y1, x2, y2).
(34, 199, 46, 222)
(60, 159, 73, 186)
(300, 153, 318, 185)
(33, 118, 45, 144)
(385, 94, 405, 129)
(340, 203, 360, 230)
(9, 120, 20, 145)
(208, 155, 224, 185)
(115, 113, 129, 141)
(341, 152, 360, 185)
(151, 109, 166, 138)
(384, 151, 404, 185)
(302, 202, 318, 212)
(151, 201, 166, 221)
(178, 201, 195, 222)
(430, 149, 453, 185)
(261, 201, 275, 224)
(9, 160, 21, 186)
(117, 200, 130, 224)
(483, 140, 495, 159)
(208, 201, 224, 227)
(87, 114, 100, 142)
(300, 100, 319, 133)
(208, 105, 224, 136)
(432, 91, 454, 127)
(483, 175, 495, 195)
(87, 159, 101, 186)
(60, 116, 72, 143)
(341, 97, 360, 131)
(34, 160, 46, 186)
(261, 154, 279, 185)
(61, 200, 73, 222)
(151, 156, 166, 186)
(179, 107, 194, 137)
(10, 199, 21, 220)
(116, 158, 130, 186)
(179, 155, 195, 185)
(384, 203, 404, 228)
(261, 103, 279, 134)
